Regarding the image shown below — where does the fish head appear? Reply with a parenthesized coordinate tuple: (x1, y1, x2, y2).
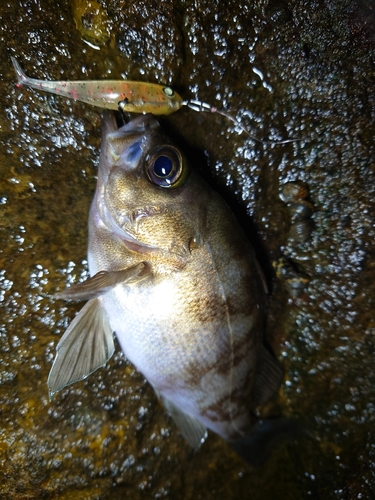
(92, 111, 210, 267)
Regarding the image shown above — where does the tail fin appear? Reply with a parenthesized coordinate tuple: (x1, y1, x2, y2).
(231, 418, 307, 466)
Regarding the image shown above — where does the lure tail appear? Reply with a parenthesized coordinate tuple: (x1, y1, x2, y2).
(11, 57, 29, 87)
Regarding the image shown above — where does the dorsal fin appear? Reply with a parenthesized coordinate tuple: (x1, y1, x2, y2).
(251, 345, 283, 409)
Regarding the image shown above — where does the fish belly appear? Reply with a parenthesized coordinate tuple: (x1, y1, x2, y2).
(100, 276, 258, 441)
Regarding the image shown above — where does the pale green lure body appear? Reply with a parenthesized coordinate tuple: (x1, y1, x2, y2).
(11, 57, 183, 115)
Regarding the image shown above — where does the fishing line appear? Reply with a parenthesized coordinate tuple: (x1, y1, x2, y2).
(182, 99, 301, 145)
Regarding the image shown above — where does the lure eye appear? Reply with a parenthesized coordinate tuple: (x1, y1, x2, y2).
(163, 87, 175, 98)
(145, 145, 187, 188)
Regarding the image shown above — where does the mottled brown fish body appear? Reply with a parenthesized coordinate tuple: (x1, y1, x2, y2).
(49, 112, 282, 447)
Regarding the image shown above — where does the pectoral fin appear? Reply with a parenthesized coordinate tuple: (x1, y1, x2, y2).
(47, 298, 114, 398)
(160, 395, 207, 448)
(55, 262, 150, 301)
(251, 345, 283, 409)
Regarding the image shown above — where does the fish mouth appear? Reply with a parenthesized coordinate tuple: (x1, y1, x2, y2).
(116, 113, 161, 134)
(103, 111, 162, 172)
(98, 112, 164, 256)
(104, 109, 160, 136)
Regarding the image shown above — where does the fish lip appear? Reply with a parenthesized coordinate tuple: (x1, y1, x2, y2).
(97, 113, 167, 255)
(103, 113, 162, 173)
(116, 113, 160, 134)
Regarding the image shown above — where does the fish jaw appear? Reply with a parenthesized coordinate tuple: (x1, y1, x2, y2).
(90, 112, 169, 263)
(96, 111, 161, 184)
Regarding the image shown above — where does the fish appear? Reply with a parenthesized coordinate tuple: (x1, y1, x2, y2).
(11, 57, 183, 115)
(47, 111, 283, 450)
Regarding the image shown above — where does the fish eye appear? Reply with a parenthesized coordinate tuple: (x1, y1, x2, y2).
(163, 87, 175, 98)
(145, 145, 188, 188)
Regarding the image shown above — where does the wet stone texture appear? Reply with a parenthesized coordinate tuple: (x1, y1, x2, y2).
(1, 0, 375, 498)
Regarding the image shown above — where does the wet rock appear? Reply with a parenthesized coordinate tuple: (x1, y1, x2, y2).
(1, 0, 375, 498)
(273, 256, 310, 298)
(71, 0, 111, 47)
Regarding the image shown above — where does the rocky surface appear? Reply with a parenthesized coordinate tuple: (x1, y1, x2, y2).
(1, 0, 375, 498)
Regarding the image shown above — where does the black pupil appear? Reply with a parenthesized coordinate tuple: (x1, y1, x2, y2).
(154, 155, 173, 177)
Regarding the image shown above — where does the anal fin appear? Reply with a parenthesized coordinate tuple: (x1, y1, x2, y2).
(159, 395, 207, 448)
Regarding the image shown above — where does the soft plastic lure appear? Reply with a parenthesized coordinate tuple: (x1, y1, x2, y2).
(12, 57, 299, 144)
(11, 57, 183, 115)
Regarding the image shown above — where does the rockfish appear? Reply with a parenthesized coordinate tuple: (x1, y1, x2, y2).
(48, 111, 283, 450)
